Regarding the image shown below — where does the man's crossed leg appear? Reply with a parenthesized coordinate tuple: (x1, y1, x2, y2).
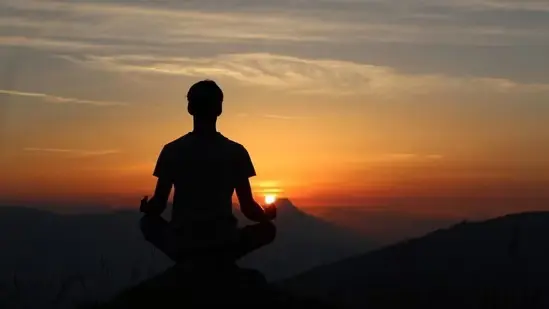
(140, 214, 276, 266)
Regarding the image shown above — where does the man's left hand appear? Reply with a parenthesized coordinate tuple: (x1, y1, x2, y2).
(264, 204, 277, 221)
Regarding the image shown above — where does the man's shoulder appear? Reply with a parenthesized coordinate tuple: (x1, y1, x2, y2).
(163, 133, 193, 148)
(218, 134, 247, 152)
(161, 133, 248, 155)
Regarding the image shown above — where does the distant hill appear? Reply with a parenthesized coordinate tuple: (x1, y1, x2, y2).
(0, 201, 373, 308)
(281, 212, 549, 309)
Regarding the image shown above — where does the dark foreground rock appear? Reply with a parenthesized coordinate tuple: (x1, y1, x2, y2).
(87, 265, 339, 309)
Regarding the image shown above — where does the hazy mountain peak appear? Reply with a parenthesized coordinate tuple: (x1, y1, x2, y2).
(273, 198, 304, 215)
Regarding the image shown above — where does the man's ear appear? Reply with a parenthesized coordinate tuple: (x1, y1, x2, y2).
(187, 102, 195, 116)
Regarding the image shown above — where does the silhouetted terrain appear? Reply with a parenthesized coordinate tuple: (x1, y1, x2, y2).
(236, 199, 373, 278)
(86, 266, 338, 309)
(281, 212, 549, 309)
(0, 200, 372, 308)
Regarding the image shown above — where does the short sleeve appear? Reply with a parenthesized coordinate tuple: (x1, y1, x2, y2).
(153, 146, 174, 180)
(236, 145, 256, 179)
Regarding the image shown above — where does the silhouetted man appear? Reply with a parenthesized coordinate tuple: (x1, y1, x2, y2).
(139, 80, 276, 267)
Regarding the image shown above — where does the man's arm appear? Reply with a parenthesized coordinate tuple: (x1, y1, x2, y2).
(235, 146, 276, 222)
(233, 144, 273, 222)
(141, 178, 172, 216)
(235, 178, 270, 222)
(141, 145, 173, 216)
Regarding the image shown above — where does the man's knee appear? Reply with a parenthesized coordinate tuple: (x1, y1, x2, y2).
(139, 215, 165, 242)
(139, 216, 153, 242)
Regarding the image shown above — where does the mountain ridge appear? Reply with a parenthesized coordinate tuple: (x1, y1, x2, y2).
(281, 211, 549, 309)
(0, 201, 373, 308)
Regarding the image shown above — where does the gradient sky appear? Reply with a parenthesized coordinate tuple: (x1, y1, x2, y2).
(1, 0, 548, 217)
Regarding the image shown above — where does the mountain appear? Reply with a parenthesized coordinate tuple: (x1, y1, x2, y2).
(281, 212, 549, 309)
(236, 198, 373, 280)
(0, 201, 373, 308)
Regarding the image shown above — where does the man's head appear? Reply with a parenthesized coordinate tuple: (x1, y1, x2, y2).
(187, 80, 223, 118)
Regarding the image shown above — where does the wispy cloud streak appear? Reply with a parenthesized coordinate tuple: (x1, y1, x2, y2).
(61, 53, 549, 97)
(263, 114, 307, 120)
(431, 0, 549, 12)
(0, 89, 127, 106)
(23, 147, 120, 156)
(356, 153, 446, 163)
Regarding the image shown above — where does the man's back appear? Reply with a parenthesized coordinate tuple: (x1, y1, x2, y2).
(140, 80, 275, 263)
(153, 132, 256, 230)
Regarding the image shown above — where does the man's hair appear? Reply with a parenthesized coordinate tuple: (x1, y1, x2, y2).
(187, 80, 223, 117)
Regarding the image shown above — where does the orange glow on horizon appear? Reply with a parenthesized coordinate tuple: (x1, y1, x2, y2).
(1, 70, 549, 212)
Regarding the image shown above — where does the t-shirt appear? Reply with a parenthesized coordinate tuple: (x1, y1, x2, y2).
(153, 132, 256, 233)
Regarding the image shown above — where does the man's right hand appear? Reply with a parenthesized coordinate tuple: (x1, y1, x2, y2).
(140, 196, 150, 213)
(141, 195, 168, 216)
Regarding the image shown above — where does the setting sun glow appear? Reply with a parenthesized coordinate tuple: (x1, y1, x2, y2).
(265, 194, 277, 205)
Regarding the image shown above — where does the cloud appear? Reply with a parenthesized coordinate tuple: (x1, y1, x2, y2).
(0, 0, 339, 47)
(0, 89, 128, 106)
(233, 113, 305, 120)
(263, 114, 307, 120)
(23, 147, 120, 157)
(354, 153, 446, 164)
(431, 0, 549, 12)
(61, 53, 549, 97)
(0, 35, 110, 51)
(386, 153, 444, 161)
(426, 154, 445, 160)
(388, 153, 419, 160)
(1, 0, 548, 56)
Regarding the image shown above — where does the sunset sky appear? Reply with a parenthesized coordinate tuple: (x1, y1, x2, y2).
(1, 0, 548, 218)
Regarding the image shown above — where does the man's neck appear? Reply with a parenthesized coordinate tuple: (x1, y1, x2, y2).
(192, 118, 217, 134)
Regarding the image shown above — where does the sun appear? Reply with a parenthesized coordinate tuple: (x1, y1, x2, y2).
(264, 194, 277, 205)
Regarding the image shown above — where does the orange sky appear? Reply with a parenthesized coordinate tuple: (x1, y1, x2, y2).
(1, 0, 549, 217)
(2, 90, 548, 211)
